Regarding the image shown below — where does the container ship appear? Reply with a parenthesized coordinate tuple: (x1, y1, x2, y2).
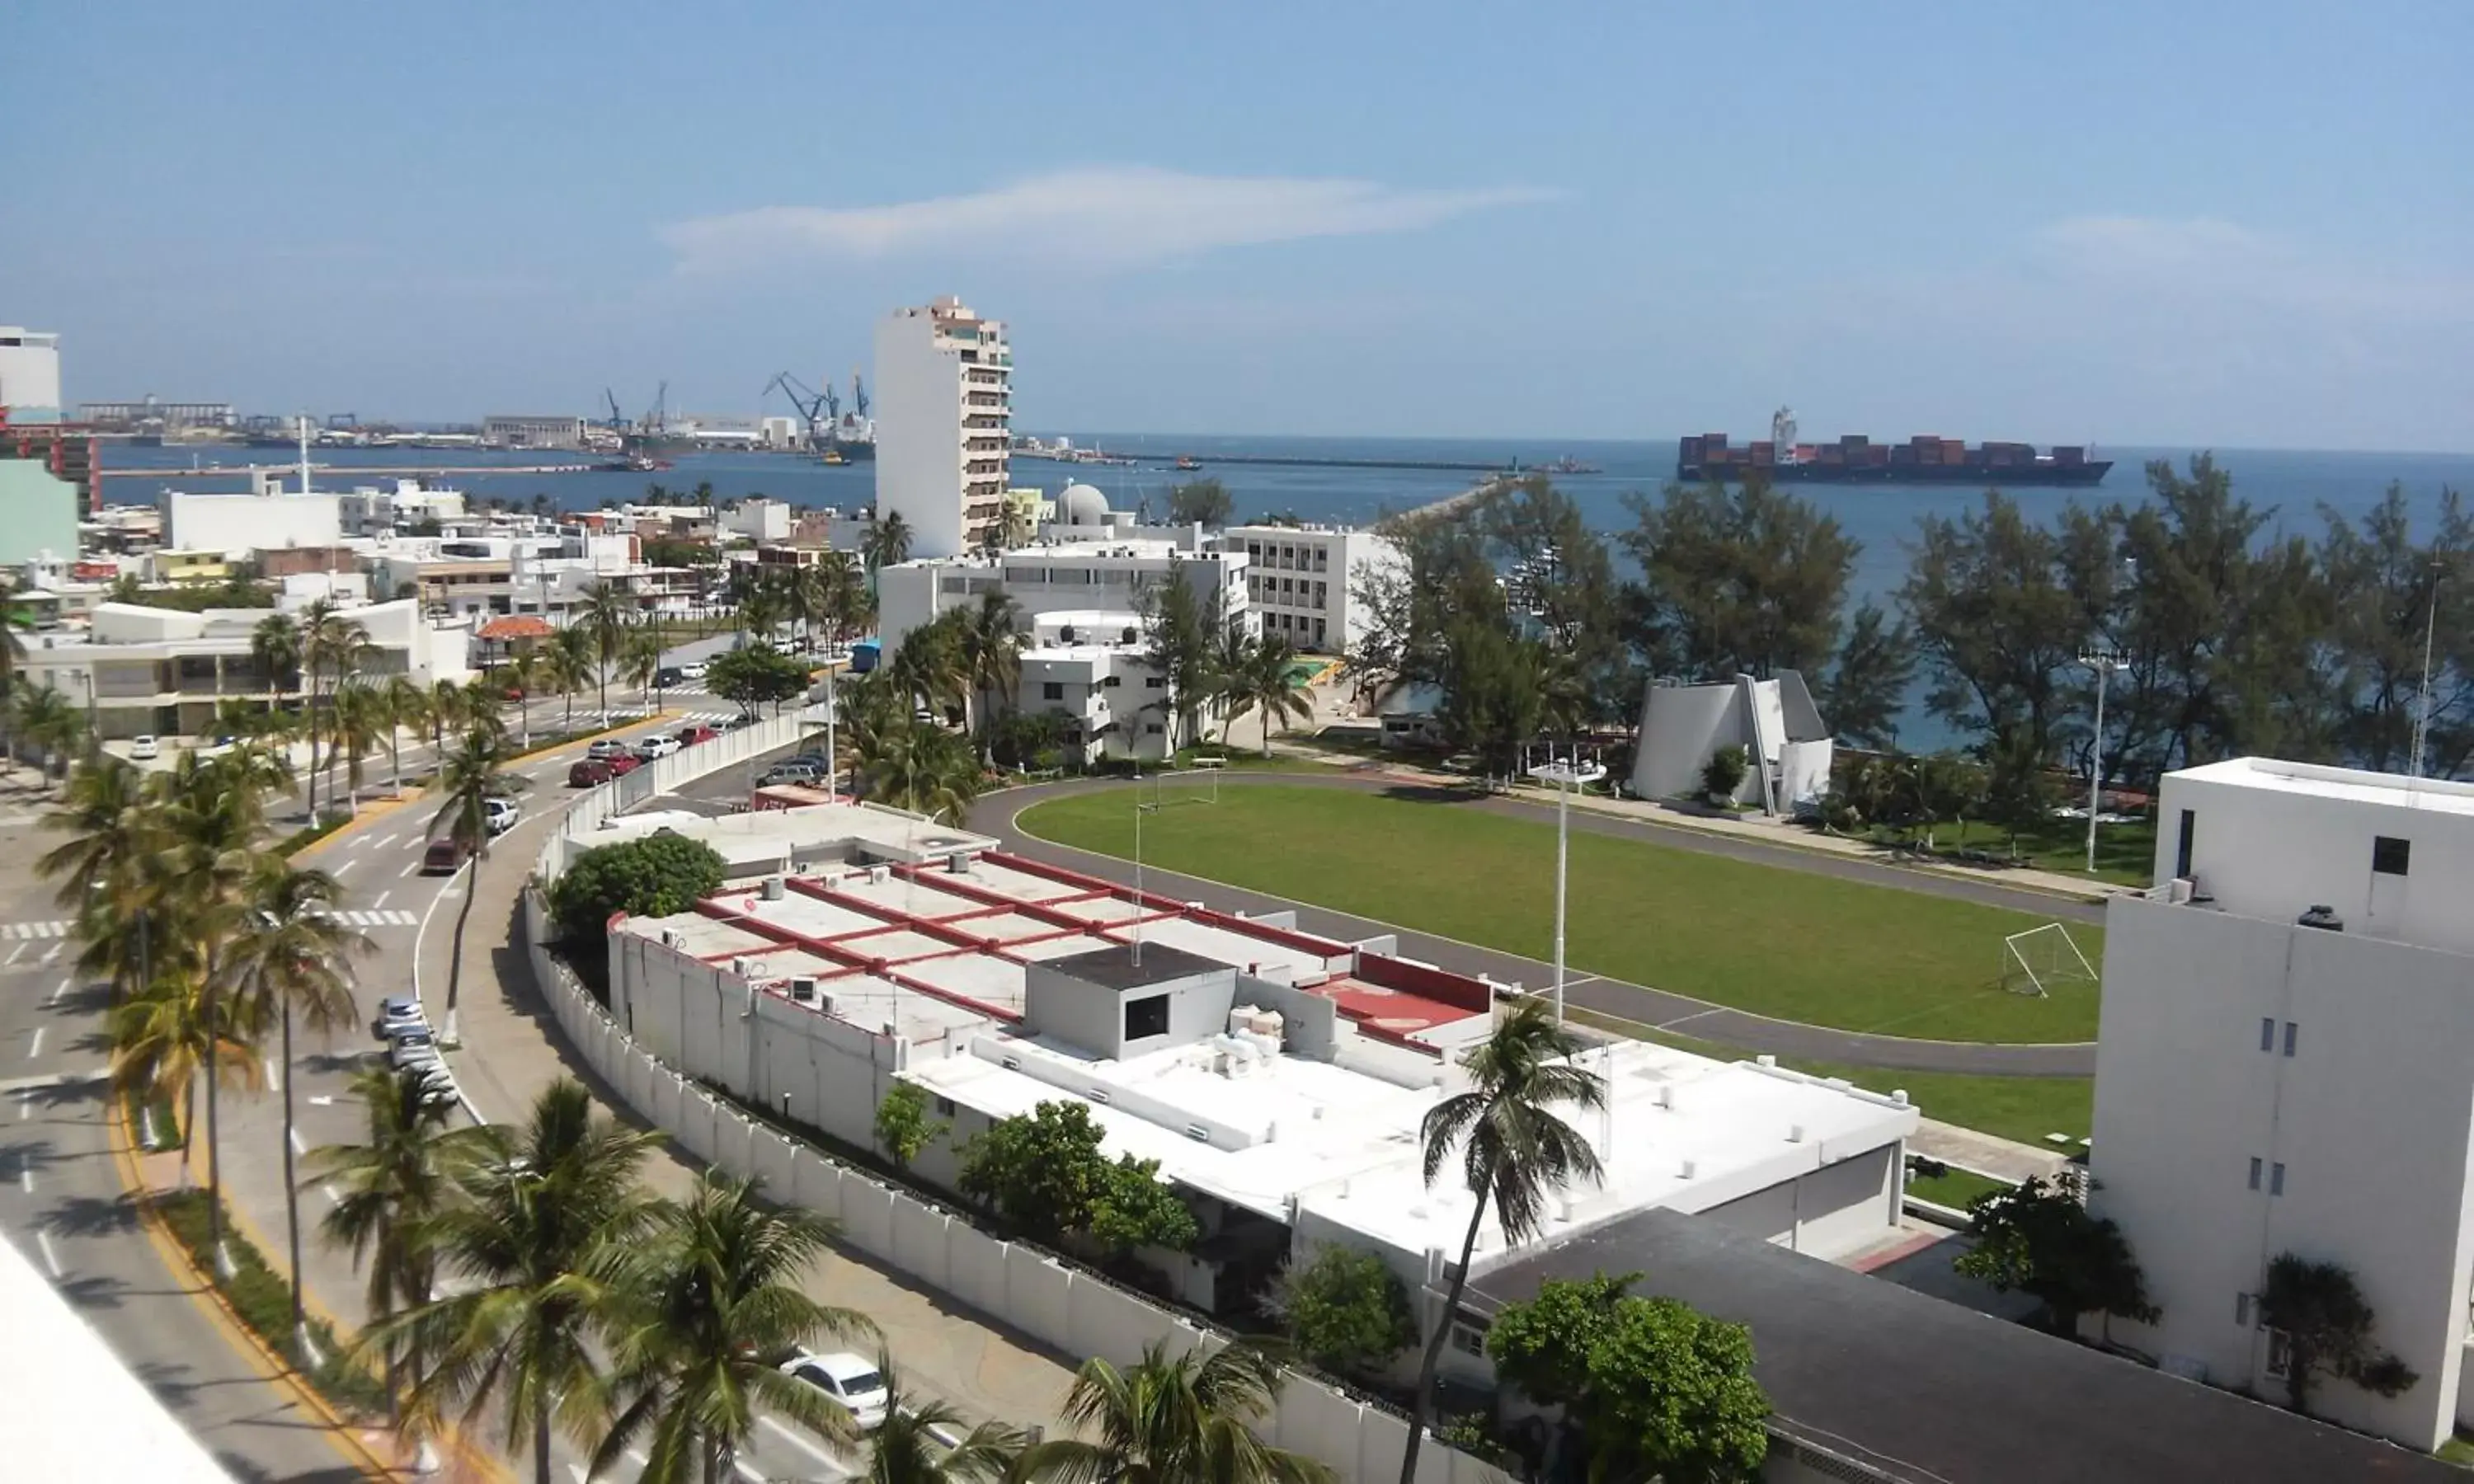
(1678, 409, 2111, 486)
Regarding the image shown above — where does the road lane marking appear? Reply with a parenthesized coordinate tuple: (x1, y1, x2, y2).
(35, 1231, 61, 1278)
(332, 857, 358, 876)
(264, 1056, 281, 1090)
(373, 890, 391, 910)
(18, 1163, 30, 1194)
(288, 1126, 307, 1156)
(308, 1095, 334, 1106)
(5, 943, 23, 966)
(38, 941, 59, 965)
(374, 832, 400, 849)
(26, 1027, 42, 1059)
(47, 978, 68, 1007)
(399, 860, 422, 879)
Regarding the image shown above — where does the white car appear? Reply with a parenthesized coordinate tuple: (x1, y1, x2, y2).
(586, 740, 633, 762)
(483, 797, 520, 835)
(388, 1029, 440, 1072)
(679, 660, 708, 682)
(129, 735, 161, 761)
(779, 1351, 889, 1431)
(634, 735, 683, 761)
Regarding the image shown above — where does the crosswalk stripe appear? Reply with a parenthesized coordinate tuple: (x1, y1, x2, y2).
(0, 923, 68, 941)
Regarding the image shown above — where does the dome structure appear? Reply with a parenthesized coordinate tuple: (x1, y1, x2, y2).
(1058, 483, 1111, 526)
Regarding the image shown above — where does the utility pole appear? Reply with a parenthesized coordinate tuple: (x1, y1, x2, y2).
(2411, 562, 2446, 779)
(2079, 651, 2128, 874)
(1527, 754, 1606, 1023)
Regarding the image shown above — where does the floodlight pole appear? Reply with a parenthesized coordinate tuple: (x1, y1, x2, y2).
(1527, 754, 1606, 1024)
(2411, 563, 2445, 779)
(2079, 651, 2127, 874)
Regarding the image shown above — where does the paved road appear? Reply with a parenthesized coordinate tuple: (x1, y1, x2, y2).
(0, 824, 373, 1484)
(967, 773, 2100, 1078)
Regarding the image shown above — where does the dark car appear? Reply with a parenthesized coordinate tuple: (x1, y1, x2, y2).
(720, 711, 757, 731)
(421, 834, 476, 874)
(655, 666, 686, 688)
(569, 758, 614, 787)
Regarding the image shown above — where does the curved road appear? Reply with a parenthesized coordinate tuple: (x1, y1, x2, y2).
(968, 772, 2100, 1078)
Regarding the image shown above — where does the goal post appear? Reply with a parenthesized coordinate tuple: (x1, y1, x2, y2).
(2001, 923, 2099, 998)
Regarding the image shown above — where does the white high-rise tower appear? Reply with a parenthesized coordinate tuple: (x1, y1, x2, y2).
(872, 297, 1011, 559)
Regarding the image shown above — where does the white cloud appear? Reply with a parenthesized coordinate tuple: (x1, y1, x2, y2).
(660, 166, 1553, 272)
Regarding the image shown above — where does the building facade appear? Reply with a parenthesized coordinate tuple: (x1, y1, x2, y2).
(482, 415, 589, 450)
(0, 327, 63, 421)
(0, 460, 82, 568)
(873, 297, 1011, 558)
(2088, 758, 2474, 1448)
(1221, 524, 1404, 656)
(1014, 609, 1174, 763)
(159, 470, 344, 555)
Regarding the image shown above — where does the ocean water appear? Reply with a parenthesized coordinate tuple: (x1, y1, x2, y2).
(103, 435, 2474, 611)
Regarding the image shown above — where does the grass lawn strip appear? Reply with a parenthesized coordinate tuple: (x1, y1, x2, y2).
(1907, 1167, 2014, 1211)
(153, 1186, 389, 1418)
(1018, 783, 2101, 1044)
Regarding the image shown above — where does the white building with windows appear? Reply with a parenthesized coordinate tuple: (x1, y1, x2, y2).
(1014, 609, 1174, 763)
(1219, 524, 1404, 656)
(0, 326, 63, 420)
(875, 523, 1249, 666)
(874, 297, 1011, 558)
(159, 468, 343, 556)
(2088, 757, 2474, 1449)
(482, 415, 589, 450)
(338, 479, 467, 536)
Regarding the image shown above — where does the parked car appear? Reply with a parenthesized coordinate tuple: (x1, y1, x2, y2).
(675, 725, 720, 747)
(421, 835, 475, 874)
(654, 666, 686, 688)
(483, 797, 520, 835)
(129, 735, 160, 761)
(720, 711, 757, 731)
(778, 1352, 890, 1432)
(634, 735, 683, 761)
(586, 740, 633, 762)
(606, 752, 643, 776)
(388, 1028, 440, 1071)
(679, 660, 709, 682)
(760, 762, 826, 788)
(569, 759, 615, 787)
(372, 995, 426, 1040)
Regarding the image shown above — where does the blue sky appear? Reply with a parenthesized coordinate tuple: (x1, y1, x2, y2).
(6, 2, 2468, 448)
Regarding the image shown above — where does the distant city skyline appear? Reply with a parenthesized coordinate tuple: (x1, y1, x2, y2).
(3, 3, 2468, 452)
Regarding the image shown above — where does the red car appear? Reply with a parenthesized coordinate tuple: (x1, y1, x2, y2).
(607, 753, 644, 776)
(569, 759, 614, 787)
(675, 725, 721, 747)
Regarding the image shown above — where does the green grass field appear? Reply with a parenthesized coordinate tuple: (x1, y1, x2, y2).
(1907, 1167, 2013, 1210)
(1020, 782, 2102, 1044)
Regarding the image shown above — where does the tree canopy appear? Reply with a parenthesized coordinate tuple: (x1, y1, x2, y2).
(1166, 478, 1235, 528)
(705, 644, 811, 715)
(1270, 1244, 1416, 1378)
(548, 832, 728, 949)
(957, 1100, 1198, 1259)
(1953, 1171, 2157, 1337)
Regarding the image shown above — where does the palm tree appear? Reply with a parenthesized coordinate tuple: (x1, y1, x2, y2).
(546, 627, 595, 736)
(388, 1078, 662, 1484)
(595, 1172, 876, 1484)
(382, 675, 431, 796)
(108, 969, 261, 1190)
(330, 683, 389, 816)
(954, 590, 1023, 753)
(298, 602, 373, 818)
(1395, 1003, 1607, 1484)
(222, 859, 369, 1355)
(887, 614, 967, 723)
(861, 511, 912, 573)
(1018, 1341, 1332, 1484)
(503, 652, 540, 749)
(740, 583, 788, 650)
(427, 678, 465, 754)
(311, 1066, 488, 1429)
(0, 571, 24, 768)
(35, 754, 153, 979)
(250, 611, 303, 717)
(862, 1366, 1029, 1484)
(857, 724, 981, 826)
(12, 683, 82, 785)
(580, 581, 633, 719)
(1222, 632, 1314, 758)
(432, 728, 514, 1045)
(620, 628, 664, 714)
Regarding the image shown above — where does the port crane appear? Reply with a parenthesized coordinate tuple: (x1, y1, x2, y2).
(766, 373, 838, 449)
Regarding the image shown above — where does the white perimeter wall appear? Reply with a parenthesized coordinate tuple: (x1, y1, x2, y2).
(2090, 895, 2474, 1448)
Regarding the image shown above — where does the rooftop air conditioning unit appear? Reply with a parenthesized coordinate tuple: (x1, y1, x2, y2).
(947, 852, 971, 874)
(661, 929, 685, 950)
(1185, 1124, 1211, 1142)
(789, 977, 821, 1006)
(762, 876, 786, 901)
(869, 866, 891, 885)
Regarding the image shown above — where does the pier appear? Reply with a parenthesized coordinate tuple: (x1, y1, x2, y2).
(1183, 453, 1517, 473)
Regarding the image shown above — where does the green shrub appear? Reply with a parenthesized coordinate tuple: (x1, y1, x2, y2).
(548, 831, 728, 947)
(1700, 744, 1749, 800)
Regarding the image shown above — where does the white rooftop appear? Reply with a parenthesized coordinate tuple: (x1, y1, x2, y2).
(903, 1030, 1917, 1267)
(2174, 756, 2474, 820)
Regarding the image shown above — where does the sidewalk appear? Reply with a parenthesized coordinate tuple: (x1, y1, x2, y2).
(430, 818, 1079, 1436)
(1907, 1119, 2073, 1184)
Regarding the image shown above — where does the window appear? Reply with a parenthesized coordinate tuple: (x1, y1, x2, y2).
(2248, 1158, 2263, 1190)
(1042, 682, 1064, 702)
(934, 1096, 957, 1118)
(2270, 1162, 2285, 1196)
(2265, 1328, 2293, 1378)
(1449, 1312, 1489, 1357)
(2373, 835, 2411, 876)
(2175, 809, 2196, 880)
(2283, 1021, 2298, 1057)
(2260, 1017, 2276, 1053)
(1145, 675, 1166, 688)
(1145, 722, 1164, 735)
(1124, 993, 1169, 1040)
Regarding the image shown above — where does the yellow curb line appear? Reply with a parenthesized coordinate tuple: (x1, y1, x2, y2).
(106, 1095, 410, 1481)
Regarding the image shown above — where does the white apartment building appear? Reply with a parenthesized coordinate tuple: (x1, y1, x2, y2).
(719, 497, 792, 544)
(482, 415, 589, 450)
(159, 468, 343, 555)
(2088, 757, 2474, 1448)
(876, 533, 1249, 664)
(1220, 524, 1404, 656)
(0, 326, 63, 420)
(20, 597, 471, 740)
(873, 297, 1011, 558)
(338, 480, 468, 536)
(1015, 609, 1175, 763)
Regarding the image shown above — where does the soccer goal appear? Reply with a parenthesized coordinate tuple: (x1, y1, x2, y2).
(2001, 923, 2099, 998)
(1146, 763, 1223, 809)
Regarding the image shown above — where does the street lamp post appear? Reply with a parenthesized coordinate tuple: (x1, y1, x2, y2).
(2079, 650, 2128, 874)
(1527, 755, 1606, 1024)
(2411, 563, 2447, 779)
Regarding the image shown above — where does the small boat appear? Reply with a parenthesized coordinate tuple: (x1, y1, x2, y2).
(1174, 455, 1202, 471)
(821, 448, 848, 466)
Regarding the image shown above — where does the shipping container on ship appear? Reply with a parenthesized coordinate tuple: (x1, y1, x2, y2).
(1678, 409, 2111, 486)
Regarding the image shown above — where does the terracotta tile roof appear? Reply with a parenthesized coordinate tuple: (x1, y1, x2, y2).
(475, 615, 555, 641)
